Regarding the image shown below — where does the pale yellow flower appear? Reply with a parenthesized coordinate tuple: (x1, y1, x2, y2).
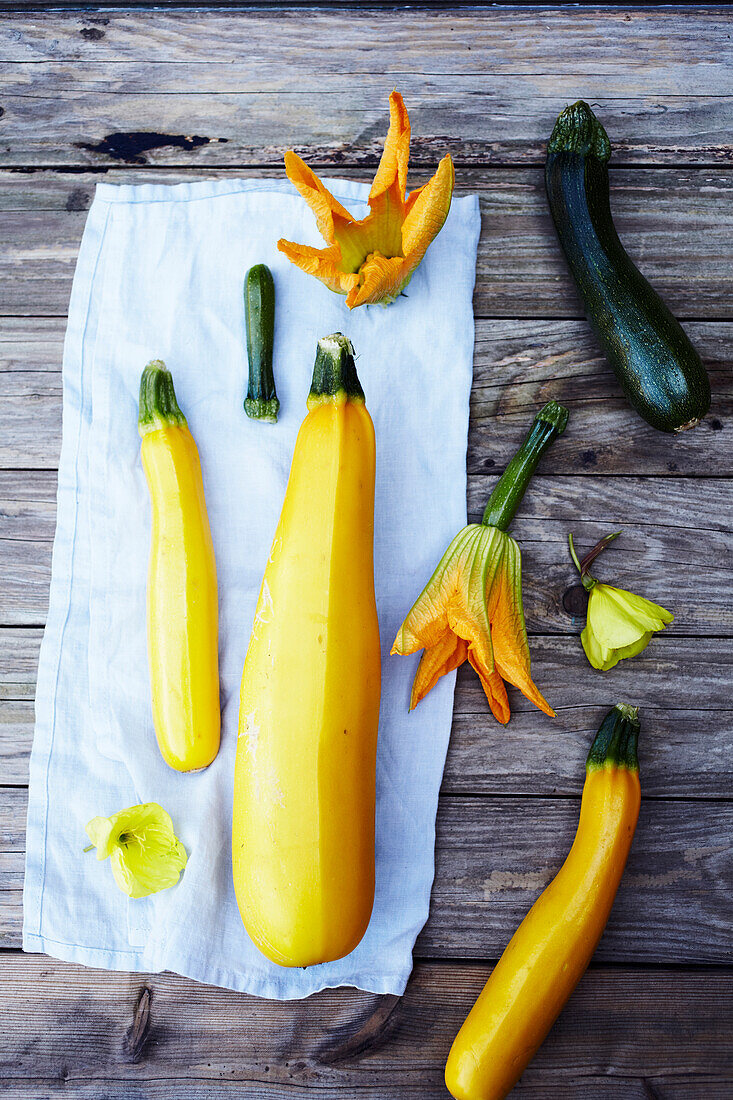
(85, 802, 187, 899)
(570, 533, 674, 671)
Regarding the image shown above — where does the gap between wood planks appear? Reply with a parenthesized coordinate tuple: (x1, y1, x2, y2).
(3, 785, 731, 804)
(0, 945, 731, 972)
(5, 161, 733, 170)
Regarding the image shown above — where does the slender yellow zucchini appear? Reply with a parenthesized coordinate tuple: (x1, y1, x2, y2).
(445, 704, 641, 1100)
(139, 360, 220, 772)
(233, 333, 381, 967)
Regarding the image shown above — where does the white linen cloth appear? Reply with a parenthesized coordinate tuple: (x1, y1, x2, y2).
(23, 177, 480, 998)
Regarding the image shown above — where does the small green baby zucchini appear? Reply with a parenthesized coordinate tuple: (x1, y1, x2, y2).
(244, 264, 279, 423)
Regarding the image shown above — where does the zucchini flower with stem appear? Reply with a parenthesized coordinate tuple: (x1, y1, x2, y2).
(569, 531, 674, 671)
(84, 802, 187, 899)
(278, 91, 454, 308)
(392, 401, 568, 724)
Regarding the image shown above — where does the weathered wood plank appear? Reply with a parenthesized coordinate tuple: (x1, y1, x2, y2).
(2, 62, 731, 116)
(0, 315, 65, 371)
(0, 628, 39, 699)
(2, 787, 731, 960)
(0, 469, 57, 625)
(0, 955, 730, 1099)
(2, 630, 731, 798)
(1, 469, 729, 633)
(0, 787, 25, 945)
(420, 796, 733, 963)
(468, 319, 731, 477)
(1, 10, 732, 167)
(3, 168, 733, 320)
(5, 1077, 731, 1100)
(3, 4, 731, 82)
(1, 314, 731, 474)
(0, 700, 33, 784)
(0, 956, 730, 1100)
(447, 632, 733, 798)
(3, 7, 731, 81)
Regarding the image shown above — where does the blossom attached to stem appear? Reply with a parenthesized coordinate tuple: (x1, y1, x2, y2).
(569, 532, 674, 671)
(84, 802, 187, 899)
(278, 91, 454, 308)
(392, 402, 568, 723)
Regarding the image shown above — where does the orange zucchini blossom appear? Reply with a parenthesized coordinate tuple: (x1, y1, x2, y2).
(392, 402, 569, 724)
(278, 91, 455, 308)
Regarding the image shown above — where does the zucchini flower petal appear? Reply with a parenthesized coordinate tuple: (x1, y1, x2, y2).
(85, 802, 187, 899)
(393, 525, 553, 724)
(278, 91, 454, 308)
(276, 240, 359, 299)
(393, 402, 568, 723)
(569, 533, 674, 671)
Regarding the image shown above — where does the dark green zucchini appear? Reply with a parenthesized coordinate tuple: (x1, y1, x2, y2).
(545, 101, 710, 433)
(244, 263, 279, 423)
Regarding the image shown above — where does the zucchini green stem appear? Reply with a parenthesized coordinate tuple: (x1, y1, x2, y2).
(138, 360, 187, 435)
(481, 401, 569, 531)
(547, 100, 611, 161)
(308, 333, 364, 405)
(569, 531, 621, 591)
(586, 704, 640, 772)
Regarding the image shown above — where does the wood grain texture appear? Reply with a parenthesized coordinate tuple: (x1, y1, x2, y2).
(3, 168, 733, 319)
(1, 9, 732, 167)
(0, 628, 39, 700)
(1, 8, 732, 1097)
(420, 796, 733, 963)
(1, 313, 731, 475)
(0, 787, 25, 945)
(1, 786, 731, 959)
(0, 955, 730, 1098)
(2, 630, 731, 799)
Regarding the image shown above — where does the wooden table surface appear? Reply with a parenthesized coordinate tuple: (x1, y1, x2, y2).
(1, 5, 732, 1098)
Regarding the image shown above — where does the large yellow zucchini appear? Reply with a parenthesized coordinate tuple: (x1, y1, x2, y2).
(445, 704, 641, 1100)
(233, 334, 381, 967)
(139, 360, 220, 772)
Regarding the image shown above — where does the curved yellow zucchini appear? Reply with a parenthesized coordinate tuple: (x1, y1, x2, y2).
(445, 704, 641, 1100)
(233, 334, 381, 967)
(139, 360, 220, 772)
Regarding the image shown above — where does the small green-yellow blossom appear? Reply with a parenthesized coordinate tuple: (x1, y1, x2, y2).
(85, 802, 187, 899)
(569, 532, 673, 672)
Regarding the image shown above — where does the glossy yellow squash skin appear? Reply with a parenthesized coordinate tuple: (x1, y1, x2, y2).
(445, 710, 641, 1100)
(233, 339, 381, 968)
(140, 363, 220, 772)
